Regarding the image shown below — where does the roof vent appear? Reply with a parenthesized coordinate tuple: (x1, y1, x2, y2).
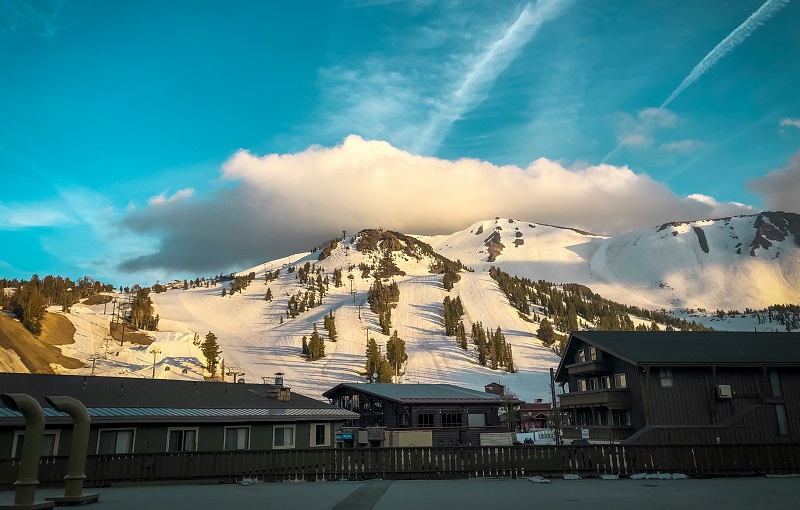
(717, 384, 732, 399)
(275, 372, 284, 388)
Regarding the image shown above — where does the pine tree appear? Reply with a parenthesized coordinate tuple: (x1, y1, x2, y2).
(202, 331, 222, 379)
(265, 288, 273, 301)
(386, 330, 407, 376)
(537, 318, 555, 346)
(301, 336, 309, 356)
(221, 288, 227, 297)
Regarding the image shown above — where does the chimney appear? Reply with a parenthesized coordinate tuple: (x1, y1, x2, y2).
(274, 372, 284, 388)
(277, 387, 291, 402)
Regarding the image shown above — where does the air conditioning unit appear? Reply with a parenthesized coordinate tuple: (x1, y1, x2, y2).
(717, 384, 732, 399)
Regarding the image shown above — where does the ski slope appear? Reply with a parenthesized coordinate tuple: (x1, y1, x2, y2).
(35, 213, 800, 402)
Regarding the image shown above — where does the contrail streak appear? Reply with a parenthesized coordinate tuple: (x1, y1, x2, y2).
(602, 0, 790, 163)
(413, 0, 569, 155)
(661, 0, 790, 108)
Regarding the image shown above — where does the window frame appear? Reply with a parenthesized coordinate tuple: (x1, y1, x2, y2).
(589, 347, 598, 361)
(223, 426, 251, 451)
(418, 413, 435, 428)
(775, 404, 790, 436)
(12, 430, 61, 458)
(96, 428, 136, 455)
(614, 373, 627, 389)
(272, 425, 295, 450)
(441, 412, 463, 428)
(601, 376, 611, 389)
(166, 427, 199, 452)
(589, 378, 599, 391)
(769, 370, 783, 397)
(309, 423, 330, 447)
(577, 350, 586, 363)
(576, 379, 587, 392)
(659, 368, 674, 388)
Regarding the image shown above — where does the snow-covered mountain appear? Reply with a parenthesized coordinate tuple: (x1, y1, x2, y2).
(422, 212, 800, 311)
(16, 212, 800, 402)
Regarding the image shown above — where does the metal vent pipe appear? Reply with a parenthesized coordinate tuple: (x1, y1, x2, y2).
(0, 393, 53, 509)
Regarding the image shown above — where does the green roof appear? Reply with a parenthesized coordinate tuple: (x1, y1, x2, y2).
(324, 383, 504, 404)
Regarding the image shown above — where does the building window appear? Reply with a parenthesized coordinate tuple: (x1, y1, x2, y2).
(614, 373, 627, 389)
(659, 368, 674, 388)
(97, 429, 135, 454)
(576, 379, 587, 392)
(311, 423, 330, 447)
(769, 370, 783, 397)
(167, 428, 198, 452)
(776, 404, 789, 436)
(442, 413, 463, 427)
(224, 427, 250, 451)
(589, 347, 597, 361)
(601, 376, 611, 389)
(577, 350, 586, 363)
(272, 425, 295, 449)
(418, 413, 435, 427)
(12, 431, 59, 458)
(612, 410, 631, 426)
(589, 378, 599, 391)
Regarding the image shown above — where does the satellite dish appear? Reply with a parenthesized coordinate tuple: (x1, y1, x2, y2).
(372, 372, 378, 379)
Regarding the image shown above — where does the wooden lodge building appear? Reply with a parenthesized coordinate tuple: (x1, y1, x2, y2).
(0, 373, 358, 457)
(323, 383, 517, 447)
(554, 331, 800, 444)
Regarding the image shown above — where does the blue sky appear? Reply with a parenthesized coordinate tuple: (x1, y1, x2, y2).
(1, 0, 799, 285)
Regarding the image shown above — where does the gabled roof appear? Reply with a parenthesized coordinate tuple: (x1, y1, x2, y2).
(0, 373, 358, 425)
(323, 383, 507, 404)
(555, 331, 800, 382)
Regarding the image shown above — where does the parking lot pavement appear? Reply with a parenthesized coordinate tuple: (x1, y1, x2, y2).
(2, 476, 800, 510)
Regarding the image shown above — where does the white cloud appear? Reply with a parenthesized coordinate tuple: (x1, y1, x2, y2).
(747, 151, 800, 213)
(659, 140, 710, 154)
(780, 118, 800, 129)
(616, 108, 677, 148)
(0, 203, 75, 230)
(121, 135, 756, 274)
(148, 188, 195, 206)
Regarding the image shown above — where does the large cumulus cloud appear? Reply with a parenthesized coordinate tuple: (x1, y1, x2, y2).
(747, 151, 800, 214)
(120, 135, 756, 274)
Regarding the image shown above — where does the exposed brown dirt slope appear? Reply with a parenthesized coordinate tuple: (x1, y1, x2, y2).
(0, 312, 83, 373)
(109, 322, 153, 346)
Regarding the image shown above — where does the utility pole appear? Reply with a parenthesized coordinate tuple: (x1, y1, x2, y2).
(150, 348, 161, 379)
(88, 355, 100, 376)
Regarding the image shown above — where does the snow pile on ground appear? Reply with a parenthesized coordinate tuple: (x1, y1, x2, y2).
(53, 299, 205, 380)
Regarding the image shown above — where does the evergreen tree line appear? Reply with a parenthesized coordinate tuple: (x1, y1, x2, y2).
(129, 288, 159, 330)
(323, 310, 337, 341)
(264, 269, 280, 283)
(443, 295, 464, 336)
(301, 323, 326, 361)
(714, 304, 800, 332)
(488, 267, 713, 333)
(368, 278, 400, 334)
(364, 336, 394, 383)
(1, 274, 114, 335)
(471, 322, 515, 372)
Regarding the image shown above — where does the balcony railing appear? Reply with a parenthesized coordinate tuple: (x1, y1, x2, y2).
(562, 426, 634, 442)
(565, 360, 612, 375)
(559, 389, 631, 409)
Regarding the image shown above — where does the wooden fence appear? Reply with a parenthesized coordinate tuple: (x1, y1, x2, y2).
(2, 443, 799, 489)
